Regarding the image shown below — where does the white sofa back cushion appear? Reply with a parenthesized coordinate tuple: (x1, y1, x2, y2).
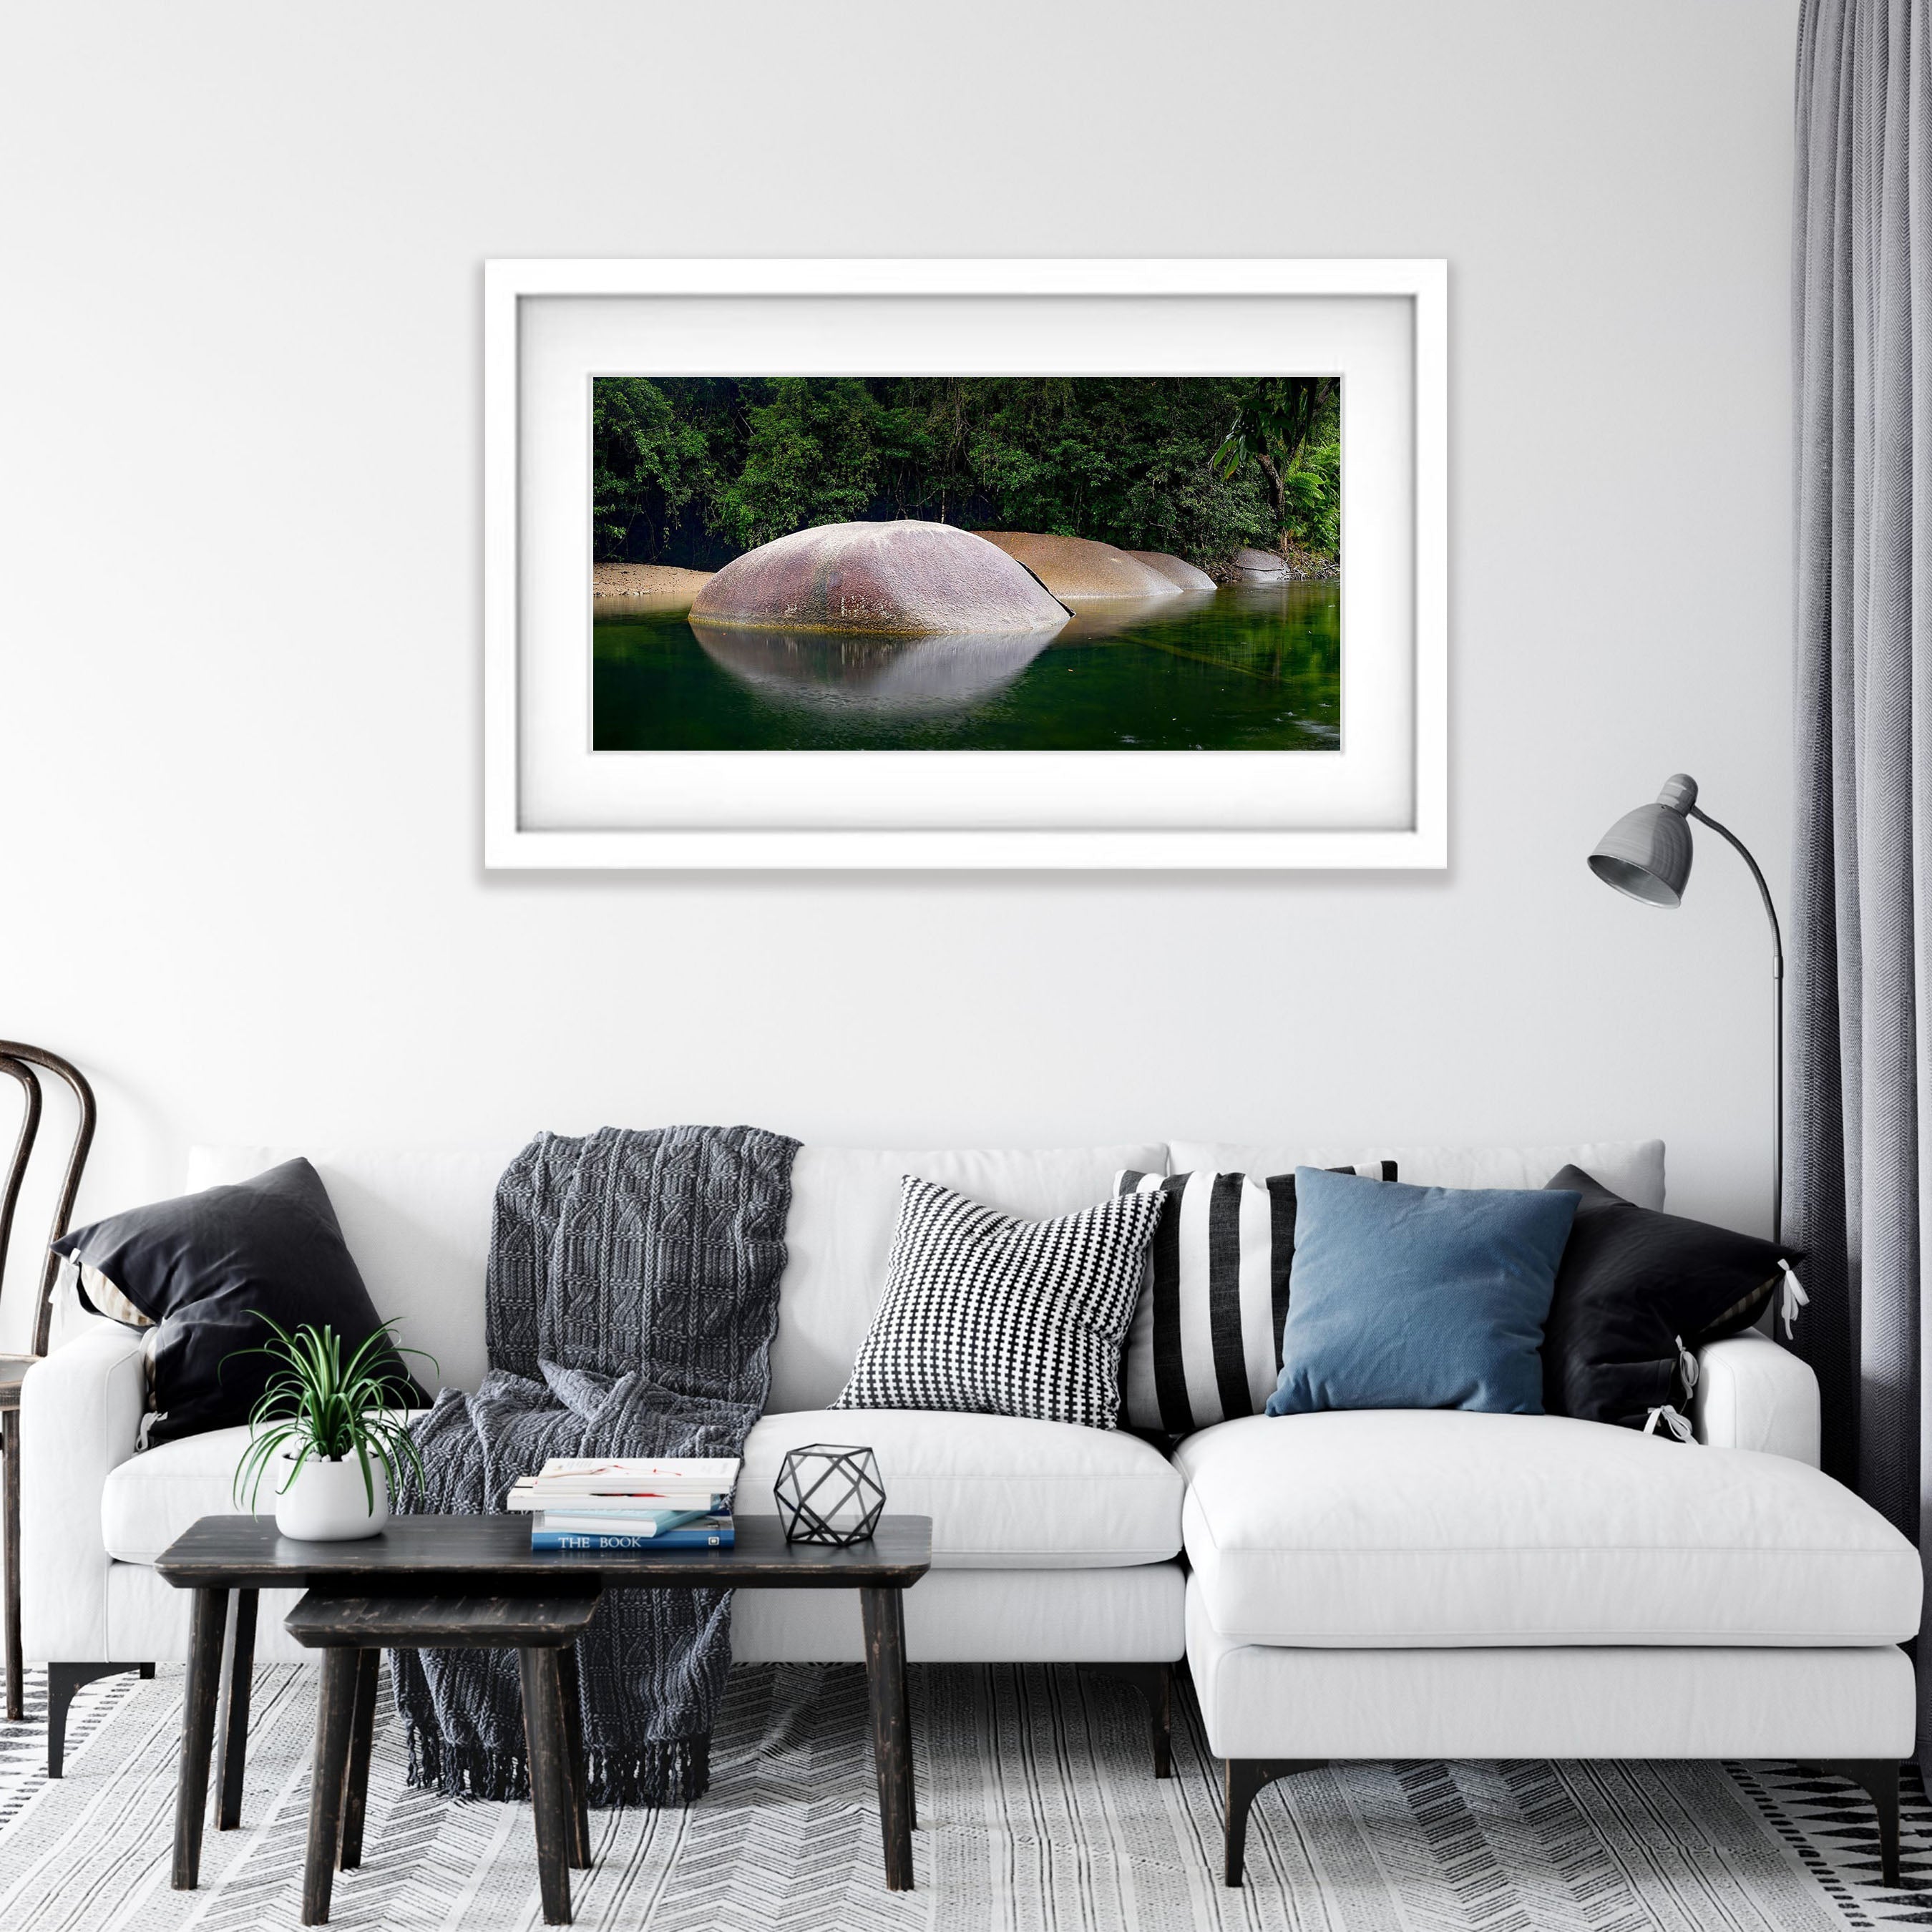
(186, 1141, 1166, 1408)
(1169, 1140, 1667, 1210)
(769, 1145, 1165, 1410)
(187, 1145, 515, 1393)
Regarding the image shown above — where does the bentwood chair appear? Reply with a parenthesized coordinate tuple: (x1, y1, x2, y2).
(0, 1042, 97, 1723)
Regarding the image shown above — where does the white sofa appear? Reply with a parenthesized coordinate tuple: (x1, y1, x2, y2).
(19, 1136, 1921, 1885)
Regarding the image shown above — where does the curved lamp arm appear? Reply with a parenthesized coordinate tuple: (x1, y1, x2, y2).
(1688, 806, 1785, 978)
(1686, 807, 1784, 1246)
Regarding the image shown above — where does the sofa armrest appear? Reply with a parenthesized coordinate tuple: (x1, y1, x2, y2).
(1692, 1330, 1821, 1465)
(19, 1322, 147, 1662)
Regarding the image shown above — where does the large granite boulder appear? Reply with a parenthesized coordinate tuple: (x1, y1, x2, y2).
(1128, 550, 1216, 591)
(690, 520, 1067, 635)
(972, 531, 1181, 600)
(1231, 547, 1291, 584)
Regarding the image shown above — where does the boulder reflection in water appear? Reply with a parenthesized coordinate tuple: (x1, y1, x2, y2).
(690, 621, 1062, 718)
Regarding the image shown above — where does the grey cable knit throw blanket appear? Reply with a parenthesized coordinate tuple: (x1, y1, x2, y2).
(393, 1124, 798, 1806)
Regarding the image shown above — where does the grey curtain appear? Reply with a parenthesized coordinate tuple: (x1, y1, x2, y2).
(1790, 0, 1932, 1746)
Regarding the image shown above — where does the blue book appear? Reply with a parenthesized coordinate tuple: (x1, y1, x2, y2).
(531, 1526, 735, 1551)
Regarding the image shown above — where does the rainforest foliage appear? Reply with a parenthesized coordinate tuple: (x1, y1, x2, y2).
(592, 376, 1340, 569)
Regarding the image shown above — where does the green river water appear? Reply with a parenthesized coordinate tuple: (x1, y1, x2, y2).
(592, 581, 1340, 752)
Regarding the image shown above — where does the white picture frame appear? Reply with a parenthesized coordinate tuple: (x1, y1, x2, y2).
(484, 258, 1446, 869)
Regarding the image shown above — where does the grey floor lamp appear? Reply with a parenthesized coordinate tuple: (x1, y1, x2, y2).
(1588, 773, 1785, 1244)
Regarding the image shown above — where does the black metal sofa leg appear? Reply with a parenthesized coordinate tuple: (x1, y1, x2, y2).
(1078, 1662, 1174, 1778)
(47, 1662, 153, 1777)
(1817, 1759, 1903, 1887)
(1224, 1758, 1327, 1887)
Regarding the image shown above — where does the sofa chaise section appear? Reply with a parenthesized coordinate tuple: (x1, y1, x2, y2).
(1179, 1403, 1923, 1885)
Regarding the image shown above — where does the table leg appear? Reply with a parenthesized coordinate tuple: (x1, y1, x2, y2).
(860, 1585, 914, 1890)
(302, 1650, 360, 1925)
(173, 1586, 228, 1889)
(3, 1408, 21, 1724)
(517, 1647, 575, 1926)
(213, 1589, 258, 1828)
(555, 1642, 591, 1869)
(338, 1649, 379, 1870)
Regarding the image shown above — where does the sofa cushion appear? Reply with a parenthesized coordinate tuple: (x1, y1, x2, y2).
(741, 1410, 1183, 1568)
(105, 1405, 1186, 1571)
(103, 1424, 255, 1562)
(1170, 1141, 1666, 1209)
(1177, 1410, 1922, 1646)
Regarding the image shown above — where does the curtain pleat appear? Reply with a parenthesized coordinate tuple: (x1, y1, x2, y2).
(1790, 0, 1932, 1754)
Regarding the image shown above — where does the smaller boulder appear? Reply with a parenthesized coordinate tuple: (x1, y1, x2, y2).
(1231, 547, 1291, 584)
(973, 531, 1181, 600)
(1127, 550, 1216, 592)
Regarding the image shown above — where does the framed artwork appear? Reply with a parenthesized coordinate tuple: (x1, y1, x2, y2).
(484, 258, 1445, 869)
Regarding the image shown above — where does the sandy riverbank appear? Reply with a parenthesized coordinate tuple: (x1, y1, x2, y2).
(593, 563, 715, 595)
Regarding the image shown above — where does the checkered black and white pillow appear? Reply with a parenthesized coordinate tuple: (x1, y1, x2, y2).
(1115, 1163, 1397, 1435)
(831, 1176, 1167, 1429)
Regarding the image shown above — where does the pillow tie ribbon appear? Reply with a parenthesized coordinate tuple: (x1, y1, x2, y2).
(1675, 1335, 1701, 1397)
(1644, 1405, 1697, 1444)
(1777, 1259, 1809, 1337)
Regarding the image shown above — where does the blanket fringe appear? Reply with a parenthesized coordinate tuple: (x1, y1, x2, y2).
(406, 1717, 711, 1807)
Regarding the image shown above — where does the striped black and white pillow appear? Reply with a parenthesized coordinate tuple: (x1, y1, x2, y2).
(1114, 1163, 1396, 1435)
(832, 1176, 1167, 1429)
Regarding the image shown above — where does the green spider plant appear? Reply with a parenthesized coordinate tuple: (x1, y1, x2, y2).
(230, 1314, 436, 1515)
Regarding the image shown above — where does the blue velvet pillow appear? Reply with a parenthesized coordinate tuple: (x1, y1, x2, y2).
(1265, 1166, 1580, 1417)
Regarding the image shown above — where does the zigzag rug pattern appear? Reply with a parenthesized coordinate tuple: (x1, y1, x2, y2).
(0, 1662, 1923, 1930)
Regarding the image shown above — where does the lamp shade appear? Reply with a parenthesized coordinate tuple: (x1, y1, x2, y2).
(1589, 774, 1698, 907)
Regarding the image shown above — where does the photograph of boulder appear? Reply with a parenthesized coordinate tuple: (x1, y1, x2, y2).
(591, 376, 1340, 751)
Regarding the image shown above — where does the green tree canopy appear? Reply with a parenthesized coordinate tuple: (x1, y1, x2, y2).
(591, 376, 1340, 567)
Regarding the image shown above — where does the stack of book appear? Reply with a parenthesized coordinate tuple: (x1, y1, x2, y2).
(509, 1457, 739, 1551)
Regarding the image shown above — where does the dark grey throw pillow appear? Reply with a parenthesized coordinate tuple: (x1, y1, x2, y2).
(52, 1158, 429, 1445)
(1540, 1164, 1800, 1434)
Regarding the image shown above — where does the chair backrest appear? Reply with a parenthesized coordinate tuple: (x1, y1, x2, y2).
(0, 1041, 97, 1356)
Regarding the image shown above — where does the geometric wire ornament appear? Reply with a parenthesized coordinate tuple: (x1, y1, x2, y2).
(774, 1442, 886, 1547)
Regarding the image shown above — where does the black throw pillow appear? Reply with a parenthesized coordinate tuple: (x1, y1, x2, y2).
(1540, 1163, 1800, 1432)
(52, 1158, 429, 1445)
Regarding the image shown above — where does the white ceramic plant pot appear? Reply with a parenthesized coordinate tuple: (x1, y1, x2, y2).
(273, 1450, 390, 1542)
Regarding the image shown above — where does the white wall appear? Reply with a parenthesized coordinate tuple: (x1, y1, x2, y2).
(0, 1, 1800, 1347)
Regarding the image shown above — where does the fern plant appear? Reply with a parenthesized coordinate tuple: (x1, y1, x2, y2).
(230, 1315, 435, 1514)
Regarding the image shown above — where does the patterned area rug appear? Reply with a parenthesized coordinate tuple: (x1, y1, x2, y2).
(0, 1661, 1926, 1931)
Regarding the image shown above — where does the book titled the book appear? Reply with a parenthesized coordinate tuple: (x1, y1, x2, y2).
(531, 1523, 735, 1552)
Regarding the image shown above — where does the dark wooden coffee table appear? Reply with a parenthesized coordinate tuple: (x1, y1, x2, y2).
(155, 1513, 932, 1897)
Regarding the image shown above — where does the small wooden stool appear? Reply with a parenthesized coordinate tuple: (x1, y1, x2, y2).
(284, 1589, 598, 1926)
